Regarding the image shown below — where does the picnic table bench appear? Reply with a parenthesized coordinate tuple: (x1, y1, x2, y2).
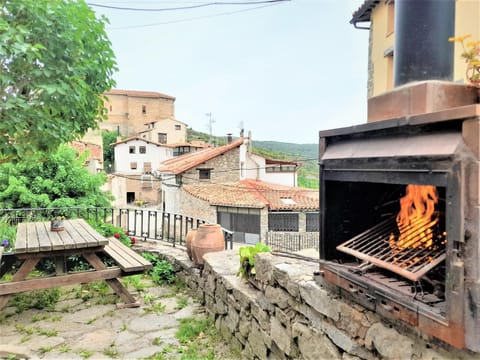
(0, 219, 152, 309)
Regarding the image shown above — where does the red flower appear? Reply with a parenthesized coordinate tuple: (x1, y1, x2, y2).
(130, 237, 136, 244)
(114, 233, 121, 239)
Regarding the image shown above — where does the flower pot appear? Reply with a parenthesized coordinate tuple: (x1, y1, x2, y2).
(191, 224, 224, 266)
(185, 229, 197, 261)
(50, 219, 64, 232)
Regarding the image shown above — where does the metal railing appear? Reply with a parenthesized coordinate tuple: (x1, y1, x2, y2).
(265, 231, 319, 253)
(0, 207, 234, 250)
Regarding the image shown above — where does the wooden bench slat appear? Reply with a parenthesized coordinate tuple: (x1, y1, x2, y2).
(104, 238, 152, 273)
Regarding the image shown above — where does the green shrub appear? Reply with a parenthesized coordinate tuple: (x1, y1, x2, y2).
(11, 289, 61, 313)
(142, 253, 175, 285)
(237, 243, 271, 279)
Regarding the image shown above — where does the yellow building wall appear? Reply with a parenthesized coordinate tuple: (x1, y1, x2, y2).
(369, 1, 395, 97)
(367, 0, 479, 97)
(452, 0, 480, 83)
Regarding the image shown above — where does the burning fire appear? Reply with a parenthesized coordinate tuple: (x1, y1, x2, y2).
(389, 184, 439, 250)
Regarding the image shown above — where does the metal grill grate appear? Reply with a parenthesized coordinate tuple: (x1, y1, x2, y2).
(336, 216, 446, 282)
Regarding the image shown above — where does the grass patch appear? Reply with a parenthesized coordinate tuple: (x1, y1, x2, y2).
(176, 297, 188, 310)
(10, 288, 60, 313)
(176, 317, 214, 344)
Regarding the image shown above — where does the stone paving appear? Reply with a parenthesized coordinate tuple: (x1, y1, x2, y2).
(0, 278, 211, 359)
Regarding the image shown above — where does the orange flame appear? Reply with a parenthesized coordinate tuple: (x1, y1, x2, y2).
(390, 185, 439, 250)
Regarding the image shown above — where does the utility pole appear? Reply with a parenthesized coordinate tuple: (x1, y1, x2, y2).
(205, 112, 215, 145)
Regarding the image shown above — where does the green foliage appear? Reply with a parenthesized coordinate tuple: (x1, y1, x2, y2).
(142, 253, 176, 285)
(237, 243, 271, 279)
(176, 317, 214, 344)
(102, 131, 119, 171)
(0, 0, 117, 163)
(0, 145, 113, 209)
(0, 218, 16, 251)
(11, 288, 61, 313)
(90, 221, 132, 247)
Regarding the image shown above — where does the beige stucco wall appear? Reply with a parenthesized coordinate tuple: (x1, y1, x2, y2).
(367, 0, 479, 97)
(102, 94, 175, 137)
(452, 0, 480, 83)
(368, 2, 395, 97)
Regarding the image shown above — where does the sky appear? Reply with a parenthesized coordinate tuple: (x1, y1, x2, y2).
(90, 0, 369, 144)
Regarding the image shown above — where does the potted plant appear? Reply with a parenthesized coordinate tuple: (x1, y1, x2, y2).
(448, 34, 480, 95)
(50, 215, 66, 232)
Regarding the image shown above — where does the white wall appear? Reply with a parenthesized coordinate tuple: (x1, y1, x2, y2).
(114, 139, 173, 174)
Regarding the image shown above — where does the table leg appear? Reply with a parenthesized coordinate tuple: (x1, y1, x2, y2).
(82, 252, 140, 308)
(0, 258, 40, 309)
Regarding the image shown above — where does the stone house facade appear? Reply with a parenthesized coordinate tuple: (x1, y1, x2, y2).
(101, 89, 176, 137)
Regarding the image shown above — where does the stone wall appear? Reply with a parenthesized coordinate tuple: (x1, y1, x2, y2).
(140, 243, 478, 360)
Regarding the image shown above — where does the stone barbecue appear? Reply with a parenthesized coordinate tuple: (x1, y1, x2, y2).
(318, 82, 480, 352)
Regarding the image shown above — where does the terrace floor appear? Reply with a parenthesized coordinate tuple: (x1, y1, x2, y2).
(0, 249, 234, 359)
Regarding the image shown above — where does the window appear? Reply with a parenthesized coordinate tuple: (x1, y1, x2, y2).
(142, 105, 146, 114)
(129, 146, 135, 154)
(143, 162, 152, 174)
(109, 105, 112, 112)
(175, 124, 181, 131)
(386, 0, 395, 36)
(158, 133, 167, 144)
(199, 169, 211, 180)
(268, 213, 299, 232)
(139, 146, 146, 154)
(130, 162, 137, 170)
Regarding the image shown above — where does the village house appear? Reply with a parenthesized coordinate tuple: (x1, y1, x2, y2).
(139, 118, 187, 145)
(108, 136, 174, 205)
(157, 135, 318, 243)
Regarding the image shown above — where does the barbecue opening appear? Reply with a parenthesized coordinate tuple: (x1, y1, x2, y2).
(322, 181, 447, 310)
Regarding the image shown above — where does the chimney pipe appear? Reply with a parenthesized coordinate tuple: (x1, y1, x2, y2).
(227, 133, 232, 144)
(394, 0, 455, 87)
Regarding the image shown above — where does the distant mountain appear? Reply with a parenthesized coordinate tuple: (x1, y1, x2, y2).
(251, 141, 317, 162)
(187, 128, 319, 189)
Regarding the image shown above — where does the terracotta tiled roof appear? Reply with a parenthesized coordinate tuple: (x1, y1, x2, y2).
(70, 141, 102, 162)
(183, 182, 266, 208)
(105, 89, 176, 100)
(242, 179, 319, 210)
(183, 179, 319, 211)
(109, 136, 173, 147)
(158, 138, 244, 174)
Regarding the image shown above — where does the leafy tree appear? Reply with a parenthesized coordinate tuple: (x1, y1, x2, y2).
(102, 131, 119, 171)
(0, 0, 117, 163)
(0, 145, 113, 209)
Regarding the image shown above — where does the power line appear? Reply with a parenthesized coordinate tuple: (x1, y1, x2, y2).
(104, 3, 284, 29)
(87, 0, 290, 12)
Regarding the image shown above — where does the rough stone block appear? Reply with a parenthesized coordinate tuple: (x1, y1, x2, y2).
(365, 322, 414, 359)
(462, 117, 480, 160)
(292, 322, 341, 360)
(213, 297, 228, 315)
(299, 280, 340, 321)
(205, 273, 216, 295)
(225, 307, 240, 333)
(273, 261, 317, 298)
(337, 301, 372, 339)
(251, 301, 271, 331)
(271, 317, 297, 358)
(247, 320, 269, 360)
(239, 314, 251, 338)
(265, 285, 291, 310)
(254, 252, 274, 284)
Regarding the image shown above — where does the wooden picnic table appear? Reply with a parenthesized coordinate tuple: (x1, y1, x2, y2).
(0, 219, 151, 309)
